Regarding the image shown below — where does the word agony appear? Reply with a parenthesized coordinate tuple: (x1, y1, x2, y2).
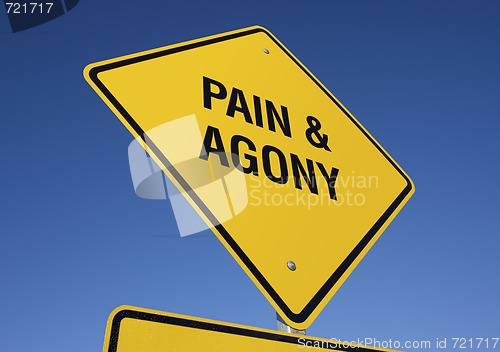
(199, 76, 340, 200)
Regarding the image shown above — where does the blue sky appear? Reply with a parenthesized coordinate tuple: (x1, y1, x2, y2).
(1, 1, 499, 351)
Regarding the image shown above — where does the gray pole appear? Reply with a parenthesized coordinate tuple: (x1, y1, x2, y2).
(276, 313, 306, 335)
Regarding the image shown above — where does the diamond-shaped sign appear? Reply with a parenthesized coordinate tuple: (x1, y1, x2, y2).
(84, 26, 414, 329)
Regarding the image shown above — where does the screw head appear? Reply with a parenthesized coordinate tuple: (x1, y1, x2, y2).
(263, 48, 270, 54)
(287, 260, 296, 271)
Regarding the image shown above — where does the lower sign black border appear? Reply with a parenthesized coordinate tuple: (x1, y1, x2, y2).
(88, 26, 413, 325)
(108, 308, 391, 352)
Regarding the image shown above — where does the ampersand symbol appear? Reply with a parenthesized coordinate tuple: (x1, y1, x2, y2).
(305, 115, 331, 152)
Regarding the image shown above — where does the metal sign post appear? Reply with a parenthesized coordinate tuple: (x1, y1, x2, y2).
(276, 312, 306, 335)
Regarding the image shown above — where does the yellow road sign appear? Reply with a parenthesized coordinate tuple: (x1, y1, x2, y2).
(85, 26, 414, 329)
(104, 306, 399, 352)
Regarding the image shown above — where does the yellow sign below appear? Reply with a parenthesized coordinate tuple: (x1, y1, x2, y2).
(85, 26, 414, 329)
(104, 306, 398, 352)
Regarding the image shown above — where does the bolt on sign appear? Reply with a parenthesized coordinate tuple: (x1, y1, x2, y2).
(84, 26, 414, 329)
(104, 306, 399, 352)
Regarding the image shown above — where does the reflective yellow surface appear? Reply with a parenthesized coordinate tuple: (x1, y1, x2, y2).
(104, 306, 398, 352)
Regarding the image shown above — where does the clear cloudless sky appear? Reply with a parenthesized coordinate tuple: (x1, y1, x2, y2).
(1, 1, 499, 351)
